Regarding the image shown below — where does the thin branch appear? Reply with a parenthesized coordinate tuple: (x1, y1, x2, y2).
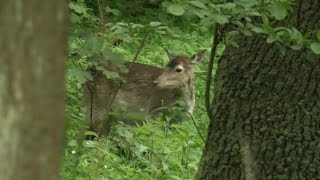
(108, 31, 150, 110)
(205, 24, 222, 120)
(73, 61, 95, 131)
(187, 112, 205, 143)
(133, 31, 150, 63)
(96, 0, 104, 25)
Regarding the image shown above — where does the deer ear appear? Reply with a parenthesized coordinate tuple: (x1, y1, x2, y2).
(164, 48, 175, 61)
(191, 50, 206, 64)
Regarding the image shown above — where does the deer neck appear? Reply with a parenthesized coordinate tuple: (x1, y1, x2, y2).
(182, 72, 195, 114)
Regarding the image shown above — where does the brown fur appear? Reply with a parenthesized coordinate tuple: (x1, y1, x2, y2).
(84, 50, 206, 136)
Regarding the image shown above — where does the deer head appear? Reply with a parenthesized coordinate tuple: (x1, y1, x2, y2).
(153, 49, 206, 114)
(153, 49, 206, 89)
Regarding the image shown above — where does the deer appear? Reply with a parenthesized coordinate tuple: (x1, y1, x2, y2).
(84, 49, 206, 136)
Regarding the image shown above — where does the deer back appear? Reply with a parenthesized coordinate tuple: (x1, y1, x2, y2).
(84, 49, 206, 136)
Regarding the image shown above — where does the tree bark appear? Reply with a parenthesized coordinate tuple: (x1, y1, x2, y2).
(0, 1, 68, 180)
(197, 0, 320, 179)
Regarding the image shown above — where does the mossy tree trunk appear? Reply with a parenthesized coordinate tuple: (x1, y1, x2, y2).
(197, 0, 320, 179)
(0, 1, 68, 179)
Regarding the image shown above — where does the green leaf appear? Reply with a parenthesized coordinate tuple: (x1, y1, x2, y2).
(242, 28, 252, 36)
(82, 35, 103, 55)
(68, 68, 93, 84)
(188, 1, 207, 9)
(69, 2, 87, 14)
(268, 3, 288, 20)
(234, 0, 258, 8)
(70, 13, 81, 23)
(106, 6, 121, 16)
(84, 131, 98, 137)
(113, 26, 129, 34)
(156, 30, 166, 34)
(267, 35, 278, 44)
(83, 140, 96, 148)
(167, 4, 185, 16)
(316, 30, 320, 40)
(101, 69, 120, 79)
(67, 139, 78, 147)
(251, 26, 266, 34)
(217, 3, 236, 10)
(149, 21, 162, 27)
(310, 42, 320, 54)
(211, 13, 229, 24)
(261, 12, 269, 25)
(290, 45, 302, 50)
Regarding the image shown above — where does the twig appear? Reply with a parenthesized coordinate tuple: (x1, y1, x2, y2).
(187, 112, 205, 143)
(133, 31, 150, 63)
(96, 0, 104, 25)
(108, 31, 150, 112)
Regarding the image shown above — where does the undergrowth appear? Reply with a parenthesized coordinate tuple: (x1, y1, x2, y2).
(61, 1, 223, 179)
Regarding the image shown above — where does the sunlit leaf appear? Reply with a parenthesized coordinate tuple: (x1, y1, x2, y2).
(69, 2, 87, 14)
(211, 13, 229, 24)
(167, 4, 185, 16)
(268, 3, 288, 20)
(217, 3, 236, 10)
(310, 42, 320, 54)
(67, 139, 78, 147)
(188, 1, 207, 9)
(251, 26, 266, 34)
(150, 22, 162, 27)
(267, 35, 278, 43)
(84, 131, 98, 137)
(70, 13, 81, 23)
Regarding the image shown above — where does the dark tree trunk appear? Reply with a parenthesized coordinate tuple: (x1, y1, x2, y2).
(0, 1, 68, 179)
(197, 0, 320, 179)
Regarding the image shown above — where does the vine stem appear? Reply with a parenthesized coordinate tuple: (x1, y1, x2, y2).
(205, 23, 223, 120)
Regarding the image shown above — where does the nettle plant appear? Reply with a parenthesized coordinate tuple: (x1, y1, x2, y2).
(162, 0, 320, 59)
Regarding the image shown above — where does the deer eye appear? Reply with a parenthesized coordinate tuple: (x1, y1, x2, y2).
(175, 68, 182, 73)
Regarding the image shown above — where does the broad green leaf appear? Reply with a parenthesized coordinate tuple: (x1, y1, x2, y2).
(217, 3, 236, 10)
(83, 140, 96, 148)
(167, 4, 185, 16)
(82, 35, 103, 54)
(268, 3, 287, 20)
(261, 13, 269, 25)
(69, 2, 87, 14)
(113, 26, 129, 34)
(102, 69, 120, 79)
(150, 22, 162, 27)
(188, 1, 207, 9)
(249, 11, 261, 16)
(211, 13, 229, 24)
(234, 0, 258, 8)
(251, 26, 266, 34)
(84, 131, 98, 137)
(68, 68, 93, 84)
(67, 139, 78, 147)
(132, 24, 144, 28)
(243, 29, 253, 36)
(156, 30, 166, 34)
(106, 6, 121, 16)
(267, 35, 278, 44)
(70, 13, 81, 23)
(290, 45, 302, 50)
(310, 42, 320, 54)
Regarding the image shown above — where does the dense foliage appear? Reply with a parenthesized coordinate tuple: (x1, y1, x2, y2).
(61, 0, 319, 179)
(62, 0, 215, 179)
